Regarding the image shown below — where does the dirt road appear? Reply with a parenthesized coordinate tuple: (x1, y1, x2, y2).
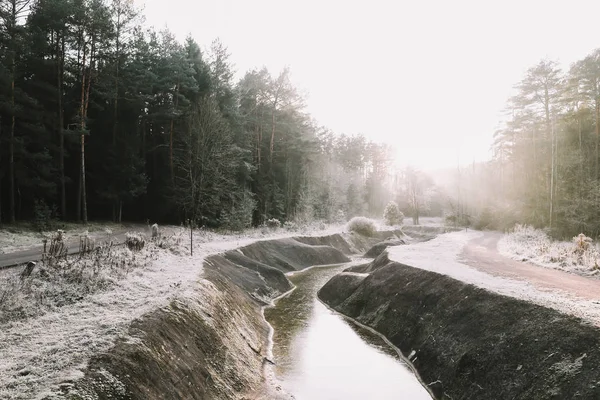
(461, 231, 600, 302)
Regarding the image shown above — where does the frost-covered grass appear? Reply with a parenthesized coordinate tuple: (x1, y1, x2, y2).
(402, 216, 444, 227)
(347, 217, 377, 236)
(389, 231, 600, 327)
(0, 221, 348, 400)
(498, 225, 600, 276)
(0, 245, 154, 324)
(0, 219, 340, 256)
(0, 222, 126, 254)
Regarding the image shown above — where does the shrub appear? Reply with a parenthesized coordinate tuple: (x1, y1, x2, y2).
(125, 232, 145, 251)
(573, 233, 593, 253)
(222, 195, 256, 231)
(445, 213, 472, 228)
(79, 231, 95, 255)
(334, 209, 346, 224)
(347, 217, 377, 237)
(383, 201, 404, 226)
(33, 199, 57, 232)
(283, 221, 298, 231)
(473, 207, 492, 230)
(155, 228, 185, 254)
(43, 230, 68, 264)
(2, 243, 146, 324)
(501, 224, 600, 272)
(266, 218, 281, 229)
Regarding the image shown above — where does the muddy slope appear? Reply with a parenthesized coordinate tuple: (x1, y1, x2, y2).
(363, 239, 405, 258)
(319, 259, 600, 400)
(294, 230, 403, 255)
(47, 235, 353, 400)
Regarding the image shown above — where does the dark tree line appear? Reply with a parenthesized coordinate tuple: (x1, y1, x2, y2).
(0, 0, 393, 229)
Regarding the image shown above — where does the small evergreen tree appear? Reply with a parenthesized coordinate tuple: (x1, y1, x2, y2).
(383, 201, 403, 226)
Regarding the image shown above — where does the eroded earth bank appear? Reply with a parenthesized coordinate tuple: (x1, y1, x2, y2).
(319, 248, 600, 399)
(48, 230, 406, 399)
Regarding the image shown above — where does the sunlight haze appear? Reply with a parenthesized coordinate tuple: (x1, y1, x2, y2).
(137, 0, 600, 170)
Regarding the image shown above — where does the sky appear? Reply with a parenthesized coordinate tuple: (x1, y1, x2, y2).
(136, 0, 600, 170)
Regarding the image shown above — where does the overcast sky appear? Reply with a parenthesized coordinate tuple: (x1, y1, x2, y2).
(136, 0, 600, 170)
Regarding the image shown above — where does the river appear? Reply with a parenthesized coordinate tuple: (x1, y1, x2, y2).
(264, 263, 432, 400)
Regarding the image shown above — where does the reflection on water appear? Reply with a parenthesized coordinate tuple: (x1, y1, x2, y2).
(264, 264, 432, 400)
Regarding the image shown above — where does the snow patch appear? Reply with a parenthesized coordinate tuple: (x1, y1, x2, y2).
(389, 231, 600, 327)
(498, 225, 600, 276)
(0, 223, 347, 400)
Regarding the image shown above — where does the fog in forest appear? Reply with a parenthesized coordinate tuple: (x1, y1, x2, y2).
(2, 0, 600, 237)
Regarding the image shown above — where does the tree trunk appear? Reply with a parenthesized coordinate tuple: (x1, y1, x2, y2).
(169, 82, 180, 184)
(112, 7, 123, 230)
(111, 54, 119, 217)
(9, 1, 16, 223)
(549, 117, 556, 229)
(58, 34, 66, 219)
(80, 36, 97, 225)
(9, 72, 15, 224)
(79, 40, 88, 224)
(81, 135, 87, 224)
(549, 116, 555, 230)
(270, 109, 275, 163)
(269, 94, 278, 164)
(0, 115, 3, 227)
(578, 108, 583, 208)
(594, 98, 600, 209)
(113, 17, 120, 146)
(76, 165, 82, 221)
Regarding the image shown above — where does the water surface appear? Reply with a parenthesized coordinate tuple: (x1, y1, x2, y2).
(264, 263, 432, 400)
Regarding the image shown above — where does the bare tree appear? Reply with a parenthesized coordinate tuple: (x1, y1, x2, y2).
(174, 96, 240, 224)
(403, 167, 432, 225)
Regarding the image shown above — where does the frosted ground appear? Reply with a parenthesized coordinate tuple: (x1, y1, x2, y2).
(3, 218, 560, 400)
(0, 222, 127, 254)
(498, 225, 600, 277)
(389, 231, 600, 327)
(0, 222, 349, 400)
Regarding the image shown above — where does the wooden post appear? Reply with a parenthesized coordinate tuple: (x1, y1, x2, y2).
(189, 219, 193, 256)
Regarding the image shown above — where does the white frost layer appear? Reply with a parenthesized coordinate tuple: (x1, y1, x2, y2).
(0, 224, 345, 400)
(0, 223, 126, 254)
(498, 225, 600, 277)
(388, 231, 600, 326)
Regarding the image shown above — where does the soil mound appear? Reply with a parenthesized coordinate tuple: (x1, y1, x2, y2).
(363, 239, 405, 258)
(293, 234, 355, 255)
(48, 235, 353, 399)
(50, 278, 270, 400)
(206, 252, 292, 303)
(319, 261, 600, 400)
(235, 237, 350, 273)
(344, 230, 403, 253)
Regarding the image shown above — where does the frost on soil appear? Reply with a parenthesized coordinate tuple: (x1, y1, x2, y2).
(389, 230, 600, 327)
(498, 224, 600, 276)
(0, 222, 345, 400)
(0, 223, 125, 254)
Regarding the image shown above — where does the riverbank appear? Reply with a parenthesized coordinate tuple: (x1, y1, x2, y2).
(264, 262, 430, 399)
(3, 224, 406, 399)
(318, 231, 600, 399)
(0, 223, 346, 400)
